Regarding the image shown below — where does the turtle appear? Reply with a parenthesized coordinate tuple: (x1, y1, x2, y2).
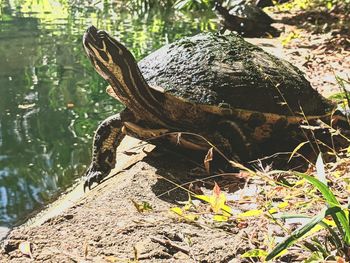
(82, 25, 341, 190)
(255, 0, 291, 8)
(213, 0, 279, 37)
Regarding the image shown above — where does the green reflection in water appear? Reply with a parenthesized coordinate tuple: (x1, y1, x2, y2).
(0, 0, 216, 226)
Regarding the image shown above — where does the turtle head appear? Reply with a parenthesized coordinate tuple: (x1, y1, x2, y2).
(83, 26, 137, 85)
(83, 26, 148, 108)
(83, 26, 166, 125)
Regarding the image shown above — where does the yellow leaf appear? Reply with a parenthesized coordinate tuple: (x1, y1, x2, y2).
(239, 209, 263, 218)
(194, 183, 231, 215)
(221, 204, 232, 215)
(213, 214, 229, 222)
(268, 208, 278, 214)
(241, 249, 267, 258)
(332, 171, 342, 178)
(170, 207, 198, 221)
(183, 214, 199, 221)
(19, 241, 33, 259)
(170, 207, 183, 216)
(278, 202, 289, 209)
(194, 194, 211, 203)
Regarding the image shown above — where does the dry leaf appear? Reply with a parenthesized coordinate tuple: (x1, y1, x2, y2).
(176, 132, 182, 145)
(211, 182, 227, 214)
(288, 141, 308, 162)
(19, 241, 33, 259)
(204, 147, 213, 174)
(337, 256, 346, 263)
(131, 199, 152, 213)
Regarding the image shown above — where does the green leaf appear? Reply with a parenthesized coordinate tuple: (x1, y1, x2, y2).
(295, 172, 350, 245)
(266, 206, 342, 261)
(318, 221, 344, 250)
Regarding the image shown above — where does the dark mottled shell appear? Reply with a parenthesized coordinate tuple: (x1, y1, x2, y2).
(138, 33, 334, 116)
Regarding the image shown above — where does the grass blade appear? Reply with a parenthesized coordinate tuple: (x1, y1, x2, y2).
(295, 172, 350, 245)
(266, 206, 342, 261)
(288, 141, 308, 162)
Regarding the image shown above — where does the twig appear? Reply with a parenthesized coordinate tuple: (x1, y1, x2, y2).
(150, 236, 190, 255)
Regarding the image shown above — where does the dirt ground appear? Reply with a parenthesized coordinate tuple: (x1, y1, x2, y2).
(1, 6, 350, 263)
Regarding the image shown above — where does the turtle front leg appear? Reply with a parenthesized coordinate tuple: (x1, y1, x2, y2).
(216, 120, 253, 162)
(84, 110, 131, 190)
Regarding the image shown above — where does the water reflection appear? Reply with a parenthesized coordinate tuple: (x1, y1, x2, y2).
(0, 0, 215, 227)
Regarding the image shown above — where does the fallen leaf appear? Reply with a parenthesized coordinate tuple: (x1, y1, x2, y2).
(176, 132, 182, 145)
(337, 256, 346, 263)
(277, 202, 289, 209)
(241, 249, 267, 258)
(288, 141, 308, 162)
(170, 207, 183, 216)
(238, 209, 263, 218)
(211, 182, 225, 213)
(19, 241, 33, 259)
(237, 221, 248, 229)
(170, 207, 198, 221)
(195, 183, 232, 216)
(204, 147, 213, 174)
(268, 208, 278, 214)
(131, 199, 152, 213)
(213, 214, 229, 222)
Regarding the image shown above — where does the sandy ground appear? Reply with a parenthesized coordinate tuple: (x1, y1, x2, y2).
(0, 137, 256, 262)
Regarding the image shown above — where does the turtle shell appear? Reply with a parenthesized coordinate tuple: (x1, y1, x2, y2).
(227, 0, 275, 25)
(138, 33, 334, 117)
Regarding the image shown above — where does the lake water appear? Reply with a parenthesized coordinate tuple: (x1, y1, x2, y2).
(0, 0, 214, 227)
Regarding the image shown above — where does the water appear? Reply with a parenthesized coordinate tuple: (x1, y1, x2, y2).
(0, 0, 215, 227)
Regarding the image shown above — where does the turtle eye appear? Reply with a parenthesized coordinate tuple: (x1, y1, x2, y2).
(97, 31, 107, 39)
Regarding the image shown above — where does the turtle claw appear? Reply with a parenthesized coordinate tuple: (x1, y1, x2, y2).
(83, 170, 104, 192)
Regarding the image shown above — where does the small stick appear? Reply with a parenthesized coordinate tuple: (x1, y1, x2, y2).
(150, 236, 190, 255)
